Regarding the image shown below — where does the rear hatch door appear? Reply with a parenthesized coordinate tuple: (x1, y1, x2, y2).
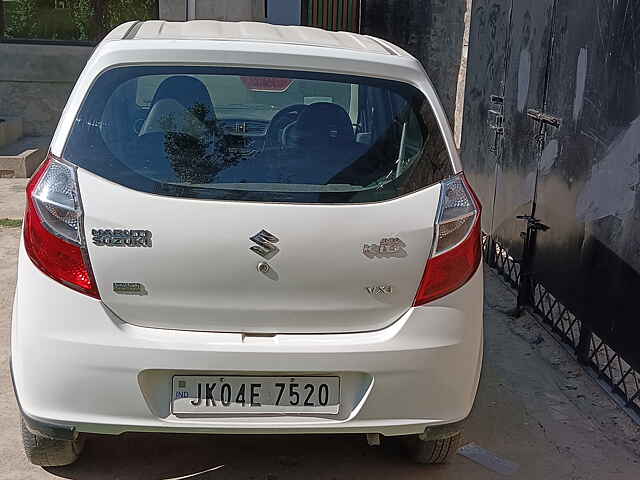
(80, 170, 439, 334)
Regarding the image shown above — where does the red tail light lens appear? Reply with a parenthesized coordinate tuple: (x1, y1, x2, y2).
(413, 174, 481, 306)
(24, 153, 100, 298)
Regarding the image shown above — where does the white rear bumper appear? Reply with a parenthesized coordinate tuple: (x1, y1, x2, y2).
(11, 244, 483, 437)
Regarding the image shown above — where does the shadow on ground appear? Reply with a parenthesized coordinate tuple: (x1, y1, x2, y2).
(46, 432, 457, 480)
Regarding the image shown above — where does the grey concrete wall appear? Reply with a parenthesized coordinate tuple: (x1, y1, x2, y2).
(0, 44, 93, 136)
(161, 0, 269, 21)
(1, 0, 275, 138)
(160, 0, 187, 21)
(187, 0, 266, 21)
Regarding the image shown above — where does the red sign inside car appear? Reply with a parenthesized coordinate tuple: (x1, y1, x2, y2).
(241, 76, 293, 92)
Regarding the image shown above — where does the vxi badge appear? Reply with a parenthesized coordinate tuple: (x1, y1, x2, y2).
(92, 229, 153, 247)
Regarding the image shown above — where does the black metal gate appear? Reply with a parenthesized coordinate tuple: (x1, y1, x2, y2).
(463, 0, 640, 414)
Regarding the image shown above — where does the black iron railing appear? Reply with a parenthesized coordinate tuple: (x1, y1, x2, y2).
(483, 234, 640, 417)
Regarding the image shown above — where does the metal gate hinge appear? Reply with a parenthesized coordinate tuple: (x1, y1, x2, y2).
(527, 109, 561, 128)
(488, 95, 505, 133)
(488, 95, 505, 153)
(488, 110, 504, 134)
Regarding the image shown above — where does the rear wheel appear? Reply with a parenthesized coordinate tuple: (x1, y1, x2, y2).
(404, 431, 462, 464)
(21, 419, 85, 467)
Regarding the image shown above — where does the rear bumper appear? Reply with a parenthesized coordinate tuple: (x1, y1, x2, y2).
(11, 244, 483, 437)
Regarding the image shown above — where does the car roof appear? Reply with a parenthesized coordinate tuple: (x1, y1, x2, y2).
(103, 20, 408, 57)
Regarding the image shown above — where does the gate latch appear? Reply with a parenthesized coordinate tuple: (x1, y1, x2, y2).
(527, 109, 561, 128)
(517, 215, 549, 237)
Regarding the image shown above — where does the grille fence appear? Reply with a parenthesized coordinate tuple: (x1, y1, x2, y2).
(484, 235, 640, 416)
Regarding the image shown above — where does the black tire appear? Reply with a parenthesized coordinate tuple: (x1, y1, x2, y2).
(21, 419, 85, 467)
(404, 431, 462, 464)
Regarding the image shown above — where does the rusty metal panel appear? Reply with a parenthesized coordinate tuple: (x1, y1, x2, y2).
(301, 0, 361, 32)
(464, 0, 640, 371)
(490, 0, 557, 260)
(532, 0, 640, 369)
(360, 0, 466, 126)
(460, 0, 512, 234)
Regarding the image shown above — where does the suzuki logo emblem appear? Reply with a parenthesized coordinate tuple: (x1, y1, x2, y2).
(250, 230, 279, 259)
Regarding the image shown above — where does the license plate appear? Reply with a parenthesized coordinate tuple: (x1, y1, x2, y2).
(172, 375, 341, 414)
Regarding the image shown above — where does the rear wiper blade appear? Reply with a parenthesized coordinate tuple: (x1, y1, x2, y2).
(219, 104, 276, 110)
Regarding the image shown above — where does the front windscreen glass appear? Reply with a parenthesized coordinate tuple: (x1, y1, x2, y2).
(64, 66, 453, 203)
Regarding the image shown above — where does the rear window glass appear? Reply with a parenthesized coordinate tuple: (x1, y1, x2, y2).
(64, 66, 453, 203)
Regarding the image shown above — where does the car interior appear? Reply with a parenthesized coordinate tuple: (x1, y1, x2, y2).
(98, 72, 423, 186)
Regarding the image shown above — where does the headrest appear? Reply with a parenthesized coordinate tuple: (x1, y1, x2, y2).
(151, 76, 215, 119)
(289, 102, 354, 147)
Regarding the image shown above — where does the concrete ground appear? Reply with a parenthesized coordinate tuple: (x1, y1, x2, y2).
(0, 179, 27, 220)
(0, 179, 639, 479)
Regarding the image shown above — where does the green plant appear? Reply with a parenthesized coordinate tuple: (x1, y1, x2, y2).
(0, 218, 23, 228)
(5, 0, 39, 38)
(4, 0, 158, 42)
(104, 0, 156, 31)
(72, 0, 93, 40)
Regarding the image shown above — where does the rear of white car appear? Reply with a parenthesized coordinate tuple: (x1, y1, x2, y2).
(11, 21, 483, 466)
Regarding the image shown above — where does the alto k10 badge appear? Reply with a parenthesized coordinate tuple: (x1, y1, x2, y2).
(362, 237, 406, 258)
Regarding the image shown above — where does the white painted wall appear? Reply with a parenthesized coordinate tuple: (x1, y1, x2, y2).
(186, 0, 266, 21)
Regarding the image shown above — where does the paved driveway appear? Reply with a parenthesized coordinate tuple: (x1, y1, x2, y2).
(0, 180, 638, 479)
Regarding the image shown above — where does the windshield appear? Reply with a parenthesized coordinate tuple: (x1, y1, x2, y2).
(64, 66, 453, 203)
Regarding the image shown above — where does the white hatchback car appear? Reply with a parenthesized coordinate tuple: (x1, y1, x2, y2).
(11, 20, 483, 466)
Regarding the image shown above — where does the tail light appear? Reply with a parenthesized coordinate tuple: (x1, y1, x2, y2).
(414, 173, 481, 306)
(24, 153, 100, 299)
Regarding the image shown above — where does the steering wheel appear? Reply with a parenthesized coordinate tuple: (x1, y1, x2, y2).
(265, 104, 307, 149)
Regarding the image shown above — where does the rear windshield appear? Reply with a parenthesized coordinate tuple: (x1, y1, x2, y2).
(64, 66, 453, 203)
